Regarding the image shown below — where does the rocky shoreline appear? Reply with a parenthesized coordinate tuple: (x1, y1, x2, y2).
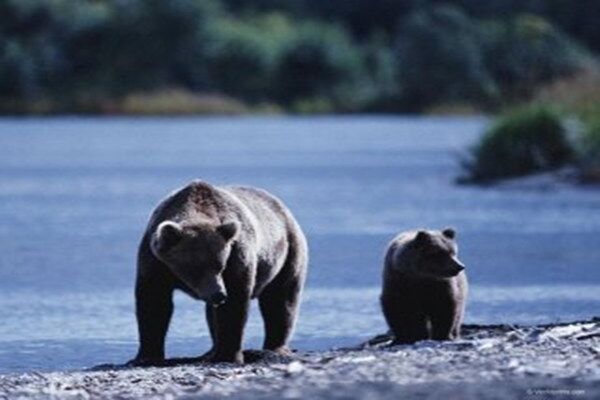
(1, 319, 599, 399)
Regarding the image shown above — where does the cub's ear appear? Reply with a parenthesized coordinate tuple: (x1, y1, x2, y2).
(414, 230, 429, 245)
(217, 221, 239, 242)
(153, 221, 184, 252)
(442, 228, 456, 240)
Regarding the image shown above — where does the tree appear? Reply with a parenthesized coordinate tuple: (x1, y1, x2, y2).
(273, 22, 363, 108)
(0, 0, 67, 100)
(63, 0, 219, 96)
(395, 4, 496, 111)
(483, 14, 589, 100)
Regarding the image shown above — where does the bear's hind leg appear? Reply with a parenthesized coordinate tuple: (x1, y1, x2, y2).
(259, 250, 306, 354)
(258, 280, 302, 354)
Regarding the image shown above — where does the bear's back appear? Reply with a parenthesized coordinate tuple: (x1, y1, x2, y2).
(224, 185, 301, 247)
(226, 186, 290, 222)
(384, 231, 418, 274)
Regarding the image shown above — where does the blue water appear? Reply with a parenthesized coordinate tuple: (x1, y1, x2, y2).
(0, 116, 599, 374)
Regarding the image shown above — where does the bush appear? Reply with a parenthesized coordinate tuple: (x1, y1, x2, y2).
(462, 106, 574, 182)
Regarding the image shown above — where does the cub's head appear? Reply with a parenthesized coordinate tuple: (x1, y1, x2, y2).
(150, 220, 239, 306)
(401, 228, 465, 278)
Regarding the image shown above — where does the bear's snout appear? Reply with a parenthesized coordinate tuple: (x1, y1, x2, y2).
(210, 292, 228, 307)
(452, 256, 465, 272)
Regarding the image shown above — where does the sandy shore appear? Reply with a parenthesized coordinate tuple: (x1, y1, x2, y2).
(1, 319, 599, 399)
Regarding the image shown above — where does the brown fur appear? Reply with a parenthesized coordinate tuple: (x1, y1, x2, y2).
(380, 228, 468, 344)
(129, 181, 308, 365)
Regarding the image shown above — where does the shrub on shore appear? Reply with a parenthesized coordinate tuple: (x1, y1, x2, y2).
(460, 106, 573, 183)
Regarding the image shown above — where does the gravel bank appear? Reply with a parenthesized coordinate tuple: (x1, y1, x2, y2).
(1, 319, 599, 399)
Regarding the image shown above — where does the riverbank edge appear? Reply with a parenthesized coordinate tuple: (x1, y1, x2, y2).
(1, 318, 598, 399)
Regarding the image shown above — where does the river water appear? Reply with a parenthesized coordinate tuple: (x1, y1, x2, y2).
(0, 116, 599, 373)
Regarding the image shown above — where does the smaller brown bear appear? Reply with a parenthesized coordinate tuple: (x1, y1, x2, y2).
(381, 228, 468, 344)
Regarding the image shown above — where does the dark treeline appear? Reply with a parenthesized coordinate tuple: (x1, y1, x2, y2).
(0, 0, 598, 114)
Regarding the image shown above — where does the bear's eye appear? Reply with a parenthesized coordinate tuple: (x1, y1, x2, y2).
(431, 249, 447, 257)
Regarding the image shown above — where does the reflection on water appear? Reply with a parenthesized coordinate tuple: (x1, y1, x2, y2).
(0, 116, 599, 373)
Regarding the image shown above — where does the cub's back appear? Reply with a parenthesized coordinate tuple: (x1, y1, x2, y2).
(384, 231, 417, 273)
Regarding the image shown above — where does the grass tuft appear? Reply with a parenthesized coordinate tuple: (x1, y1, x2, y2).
(117, 89, 248, 115)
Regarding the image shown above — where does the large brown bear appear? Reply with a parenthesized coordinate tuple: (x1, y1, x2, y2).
(128, 181, 308, 365)
(381, 228, 468, 344)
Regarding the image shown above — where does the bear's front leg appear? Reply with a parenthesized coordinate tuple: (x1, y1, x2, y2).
(127, 242, 176, 367)
(381, 293, 429, 344)
(208, 291, 250, 364)
(198, 304, 217, 361)
(430, 302, 458, 341)
(129, 277, 174, 366)
(204, 252, 254, 364)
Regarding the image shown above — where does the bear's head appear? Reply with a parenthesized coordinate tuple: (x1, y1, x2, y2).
(150, 220, 239, 306)
(400, 228, 465, 279)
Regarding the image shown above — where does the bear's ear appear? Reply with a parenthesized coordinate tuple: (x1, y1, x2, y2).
(154, 221, 184, 252)
(217, 221, 239, 242)
(442, 228, 456, 240)
(414, 230, 429, 245)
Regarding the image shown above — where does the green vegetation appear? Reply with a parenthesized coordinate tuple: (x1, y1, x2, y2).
(396, 5, 495, 112)
(461, 106, 573, 183)
(461, 100, 600, 184)
(481, 14, 589, 103)
(274, 22, 365, 112)
(578, 117, 600, 181)
(0, 0, 598, 114)
(534, 69, 600, 183)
